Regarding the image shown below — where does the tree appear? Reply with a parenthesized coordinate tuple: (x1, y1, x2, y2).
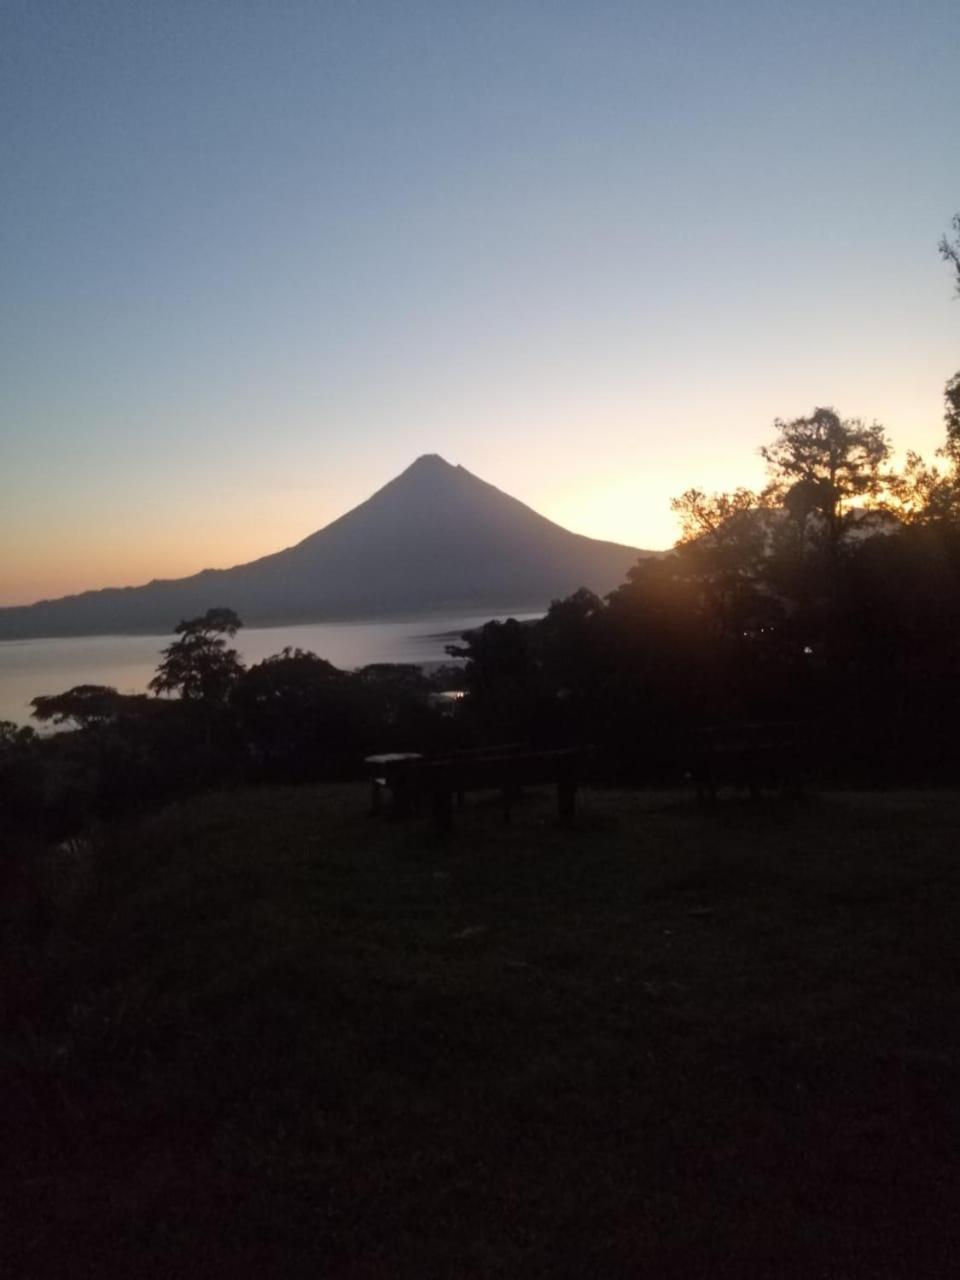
(233, 647, 346, 729)
(537, 588, 608, 715)
(885, 219, 960, 520)
(31, 684, 128, 729)
(0, 720, 35, 750)
(446, 618, 544, 740)
(0, 720, 41, 829)
(941, 213, 960, 459)
(149, 608, 244, 703)
(940, 214, 960, 461)
(232, 648, 356, 774)
(886, 450, 960, 528)
(759, 408, 891, 554)
(946, 372, 960, 458)
(940, 212, 960, 296)
(670, 488, 773, 638)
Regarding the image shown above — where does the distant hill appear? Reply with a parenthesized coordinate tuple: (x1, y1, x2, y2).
(0, 455, 652, 640)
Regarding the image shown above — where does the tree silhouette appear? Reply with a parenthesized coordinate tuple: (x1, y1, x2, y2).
(447, 618, 544, 740)
(940, 213, 960, 296)
(0, 720, 35, 749)
(760, 408, 891, 555)
(31, 684, 128, 729)
(232, 648, 356, 776)
(149, 608, 244, 703)
(885, 217, 960, 520)
(0, 720, 40, 828)
(946, 373, 960, 457)
(887, 450, 960, 528)
(939, 214, 960, 465)
(670, 488, 772, 639)
(941, 216, 960, 464)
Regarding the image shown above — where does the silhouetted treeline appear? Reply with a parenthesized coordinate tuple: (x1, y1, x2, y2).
(0, 619, 467, 848)
(451, 211, 960, 774)
(451, 530, 960, 785)
(450, 393, 960, 785)
(4, 220, 960, 847)
(6, 464, 960, 851)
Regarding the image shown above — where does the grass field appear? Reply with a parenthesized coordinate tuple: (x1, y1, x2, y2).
(4, 785, 960, 1278)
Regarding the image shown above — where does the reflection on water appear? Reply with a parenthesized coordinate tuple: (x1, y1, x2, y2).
(0, 612, 542, 725)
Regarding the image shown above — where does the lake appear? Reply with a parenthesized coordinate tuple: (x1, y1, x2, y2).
(0, 611, 541, 726)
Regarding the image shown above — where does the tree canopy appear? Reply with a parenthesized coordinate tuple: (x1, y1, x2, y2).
(940, 212, 960, 297)
(759, 408, 891, 551)
(31, 684, 130, 729)
(149, 608, 244, 703)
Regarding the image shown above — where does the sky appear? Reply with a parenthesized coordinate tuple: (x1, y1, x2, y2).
(2, 0, 958, 606)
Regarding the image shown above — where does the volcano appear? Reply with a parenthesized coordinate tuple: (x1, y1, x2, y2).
(0, 455, 650, 639)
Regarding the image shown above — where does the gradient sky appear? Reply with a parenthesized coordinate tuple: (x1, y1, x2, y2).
(2, 0, 958, 606)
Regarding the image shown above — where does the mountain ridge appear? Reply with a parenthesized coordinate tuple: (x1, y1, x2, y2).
(0, 456, 651, 640)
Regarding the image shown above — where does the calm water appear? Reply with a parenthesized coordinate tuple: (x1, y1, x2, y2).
(0, 612, 541, 726)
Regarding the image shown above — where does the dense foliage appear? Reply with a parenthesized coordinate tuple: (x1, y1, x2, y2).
(3, 408, 958, 852)
(0, 628, 467, 846)
(3, 217, 959, 844)
(5, 394, 960, 846)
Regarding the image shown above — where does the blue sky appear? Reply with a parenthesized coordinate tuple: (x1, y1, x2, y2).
(2, 0, 958, 603)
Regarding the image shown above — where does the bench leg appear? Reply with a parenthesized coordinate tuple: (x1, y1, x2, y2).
(371, 778, 385, 815)
(558, 779, 576, 825)
(501, 783, 521, 824)
(432, 787, 454, 832)
(391, 779, 415, 819)
(695, 777, 717, 807)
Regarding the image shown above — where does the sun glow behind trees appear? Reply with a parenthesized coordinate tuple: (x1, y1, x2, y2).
(2, 4, 958, 605)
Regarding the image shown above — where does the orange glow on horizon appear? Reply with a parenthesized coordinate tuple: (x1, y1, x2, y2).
(1, 475, 685, 607)
(0, 431, 949, 608)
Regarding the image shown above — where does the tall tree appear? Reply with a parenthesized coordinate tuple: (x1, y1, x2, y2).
(940, 212, 960, 296)
(946, 373, 960, 446)
(941, 215, 960, 459)
(886, 450, 959, 527)
(760, 408, 891, 554)
(150, 608, 244, 703)
(886, 216, 960, 518)
(669, 488, 772, 638)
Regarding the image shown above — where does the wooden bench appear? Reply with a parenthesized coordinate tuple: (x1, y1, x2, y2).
(365, 745, 593, 829)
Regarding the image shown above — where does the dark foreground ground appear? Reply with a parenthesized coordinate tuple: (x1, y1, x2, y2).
(3, 786, 960, 1278)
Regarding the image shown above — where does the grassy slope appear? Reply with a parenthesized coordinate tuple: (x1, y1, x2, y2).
(5, 786, 960, 1278)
